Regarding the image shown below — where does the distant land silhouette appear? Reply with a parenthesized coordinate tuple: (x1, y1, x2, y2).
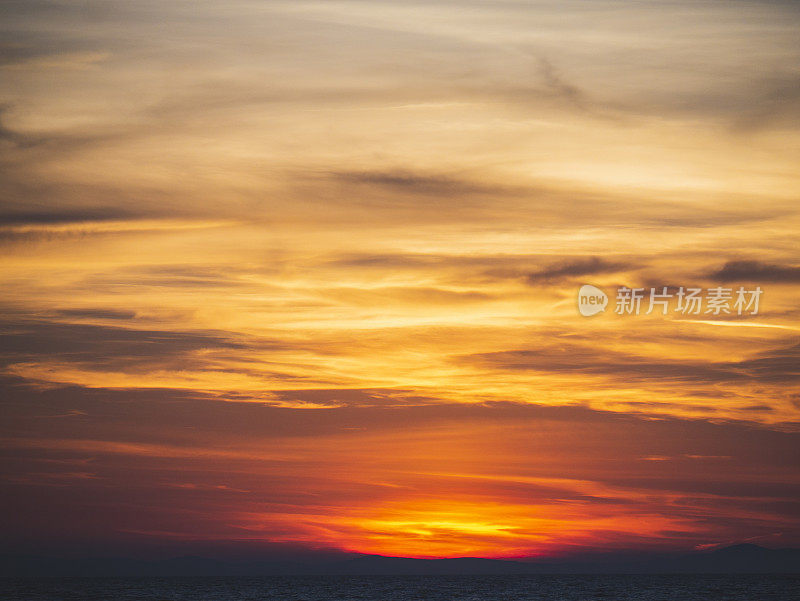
(2, 544, 799, 577)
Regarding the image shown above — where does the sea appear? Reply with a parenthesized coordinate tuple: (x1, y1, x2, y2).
(1, 575, 799, 601)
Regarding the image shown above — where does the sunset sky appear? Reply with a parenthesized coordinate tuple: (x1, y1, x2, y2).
(1, 0, 799, 561)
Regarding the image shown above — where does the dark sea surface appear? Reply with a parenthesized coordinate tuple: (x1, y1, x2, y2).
(2, 575, 799, 601)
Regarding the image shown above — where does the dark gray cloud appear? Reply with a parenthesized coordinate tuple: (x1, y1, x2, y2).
(0, 315, 318, 388)
(0, 208, 138, 227)
(2, 374, 798, 452)
(327, 169, 502, 197)
(296, 165, 798, 231)
(327, 252, 446, 269)
(108, 265, 251, 289)
(738, 343, 800, 384)
(537, 56, 588, 111)
(526, 257, 629, 283)
(55, 309, 137, 321)
(463, 340, 800, 386)
(500, 55, 626, 122)
(0, 319, 244, 371)
(741, 405, 775, 412)
(709, 260, 800, 283)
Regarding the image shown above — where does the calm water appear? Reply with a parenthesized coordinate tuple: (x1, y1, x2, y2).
(1, 575, 798, 601)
